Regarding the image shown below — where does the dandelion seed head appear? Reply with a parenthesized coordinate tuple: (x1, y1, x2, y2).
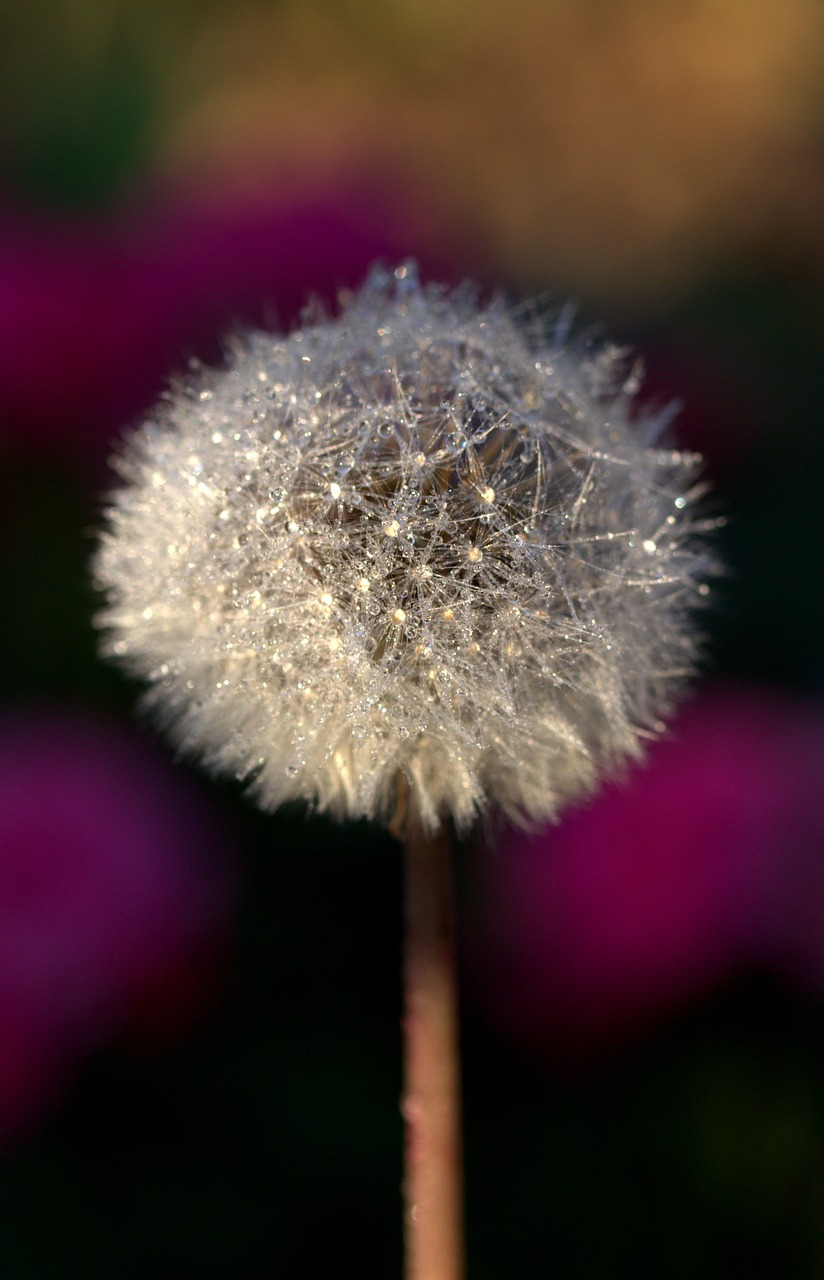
(93, 263, 714, 831)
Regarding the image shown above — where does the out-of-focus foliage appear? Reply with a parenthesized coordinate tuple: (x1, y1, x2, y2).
(3, 1, 824, 299)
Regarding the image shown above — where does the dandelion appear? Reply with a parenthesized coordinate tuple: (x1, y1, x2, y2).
(93, 261, 715, 1280)
(94, 262, 710, 833)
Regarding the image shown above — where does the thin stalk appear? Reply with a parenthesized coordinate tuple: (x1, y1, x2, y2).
(395, 786, 464, 1280)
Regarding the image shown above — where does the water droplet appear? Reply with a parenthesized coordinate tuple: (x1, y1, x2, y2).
(446, 431, 467, 452)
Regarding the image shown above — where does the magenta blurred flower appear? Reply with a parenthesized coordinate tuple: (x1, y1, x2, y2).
(0, 707, 235, 1143)
(473, 684, 824, 1054)
(0, 187, 446, 456)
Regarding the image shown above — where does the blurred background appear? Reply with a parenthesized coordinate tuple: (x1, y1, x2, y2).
(1, 0, 824, 1275)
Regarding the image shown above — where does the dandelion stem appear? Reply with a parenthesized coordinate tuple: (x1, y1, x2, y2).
(397, 786, 464, 1280)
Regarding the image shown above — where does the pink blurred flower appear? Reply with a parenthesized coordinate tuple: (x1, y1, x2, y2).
(472, 684, 824, 1055)
(0, 707, 236, 1143)
(0, 186, 448, 457)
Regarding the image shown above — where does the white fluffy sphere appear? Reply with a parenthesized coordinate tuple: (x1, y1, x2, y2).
(94, 264, 713, 831)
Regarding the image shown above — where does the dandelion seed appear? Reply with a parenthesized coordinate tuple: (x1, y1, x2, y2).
(93, 263, 715, 832)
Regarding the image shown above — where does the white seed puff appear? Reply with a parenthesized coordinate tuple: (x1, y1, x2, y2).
(93, 263, 713, 831)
